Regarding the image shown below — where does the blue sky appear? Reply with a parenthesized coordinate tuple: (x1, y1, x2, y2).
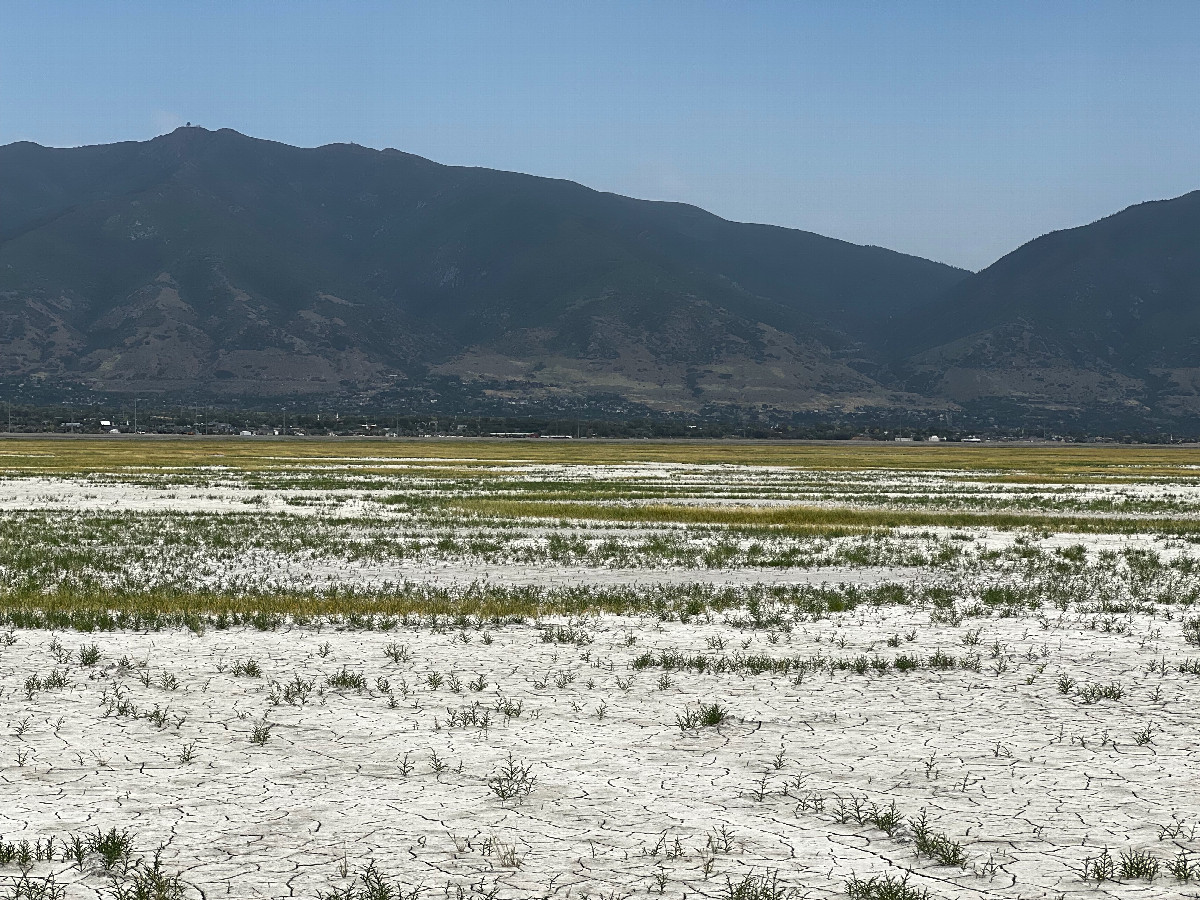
(3, 1, 1198, 270)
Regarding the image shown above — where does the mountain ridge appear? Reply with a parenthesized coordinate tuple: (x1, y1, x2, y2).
(892, 189, 1200, 425)
(2, 127, 1199, 431)
(0, 127, 967, 414)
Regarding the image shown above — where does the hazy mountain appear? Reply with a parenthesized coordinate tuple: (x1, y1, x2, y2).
(0, 127, 966, 413)
(891, 191, 1200, 425)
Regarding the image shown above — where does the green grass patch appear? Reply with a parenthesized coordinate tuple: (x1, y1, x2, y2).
(445, 498, 1200, 535)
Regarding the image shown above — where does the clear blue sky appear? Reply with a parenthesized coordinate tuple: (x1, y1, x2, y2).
(3, 1, 1198, 270)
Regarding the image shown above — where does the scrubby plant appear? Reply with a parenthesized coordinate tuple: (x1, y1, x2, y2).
(487, 754, 536, 802)
(676, 702, 730, 730)
(88, 827, 133, 872)
(327, 667, 367, 691)
(1078, 682, 1124, 703)
(1167, 851, 1194, 882)
(493, 697, 523, 718)
(317, 860, 420, 900)
(1083, 848, 1115, 882)
(110, 851, 189, 900)
(721, 870, 798, 900)
(845, 874, 929, 900)
(909, 810, 966, 867)
(927, 650, 956, 670)
(3, 872, 67, 900)
(78, 643, 102, 666)
(869, 802, 903, 836)
(1183, 617, 1200, 646)
(231, 659, 262, 677)
(1119, 848, 1159, 880)
(250, 719, 273, 745)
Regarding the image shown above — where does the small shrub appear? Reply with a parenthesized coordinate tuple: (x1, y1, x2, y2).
(845, 874, 929, 900)
(317, 860, 419, 900)
(487, 754, 537, 802)
(909, 810, 966, 867)
(928, 650, 956, 670)
(250, 719, 273, 745)
(327, 667, 367, 691)
(113, 854, 189, 900)
(676, 702, 730, 730)
(383, 643, 411, 664)
(1167, 851, 1193, 882)
(1078, 682, 1124, 704)
(722, 870, 798, 900)
(87, 827, 133, 872)
(1119, 849, 1159, 880)
(78, 644, 102, 666)
(1083, 848, 1115, 882)
(869, 802, 903, 836)
(1183, 617, 1200, 646)
(3, 872, 67, 900)
(231, 659, 262, 678)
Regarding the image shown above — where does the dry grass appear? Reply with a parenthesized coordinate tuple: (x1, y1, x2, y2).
(4, 436, 1200, 479)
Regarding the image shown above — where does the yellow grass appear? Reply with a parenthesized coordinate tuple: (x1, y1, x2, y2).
(2, 435, 1200, 479)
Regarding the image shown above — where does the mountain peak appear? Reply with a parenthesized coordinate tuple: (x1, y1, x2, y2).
(0, 129, 966, 419)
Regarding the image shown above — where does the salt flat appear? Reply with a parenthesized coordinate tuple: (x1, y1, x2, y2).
(0, 439, 1198, 900)
(2, 607, 1197, 900)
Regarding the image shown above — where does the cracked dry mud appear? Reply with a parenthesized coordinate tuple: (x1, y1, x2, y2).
(2, 442, 1200, 899)
(1, 607, 1197, 900)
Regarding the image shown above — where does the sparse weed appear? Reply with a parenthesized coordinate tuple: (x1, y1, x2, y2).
(487, 753, 537, 802)
(231, 659, 262, 678)
(250, 719, 273, 745)
(1167, 851, 1194, 882)
(845, 874, 929, 900)
(78, 643, 101, 666)
(1119, 848, 1159, 880)
(721, 870, 798, 900)
(327, 667, 367, 691)
(1078, 682, 1124, 703)
(676, 702, 730, 730)
(1083, 848, 1115, 882)
(909, 810, 966, 867)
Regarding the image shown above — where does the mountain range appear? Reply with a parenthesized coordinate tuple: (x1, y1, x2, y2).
(1, 127, 1197, 430)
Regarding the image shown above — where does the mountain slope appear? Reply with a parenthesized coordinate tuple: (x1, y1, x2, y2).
(891, 191, 1200, 422)
(0, 127, 966, 411)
